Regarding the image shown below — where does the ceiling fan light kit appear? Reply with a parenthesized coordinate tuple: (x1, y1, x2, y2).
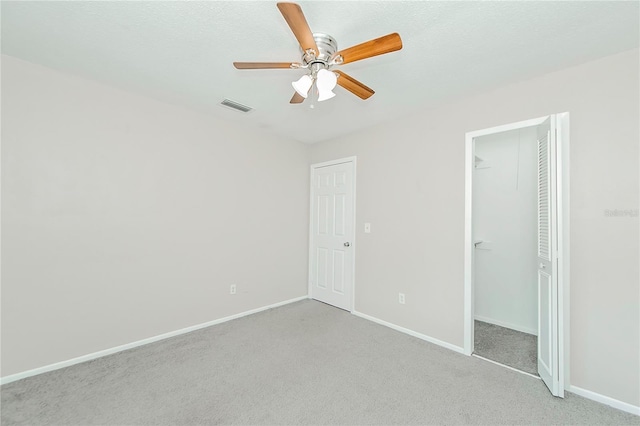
(233, 2, 402, 104)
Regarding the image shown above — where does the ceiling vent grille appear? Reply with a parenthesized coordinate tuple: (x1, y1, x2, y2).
(220, 99, 252, 113)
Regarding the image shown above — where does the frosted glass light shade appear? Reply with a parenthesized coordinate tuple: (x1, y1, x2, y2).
(316, 69, 337, 102)
(292, 75, 313, 98)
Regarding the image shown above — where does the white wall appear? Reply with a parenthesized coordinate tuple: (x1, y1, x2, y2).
(0, 55, 310, 377)
(310, 49, 639, 407)
(473, 127, 538, 335)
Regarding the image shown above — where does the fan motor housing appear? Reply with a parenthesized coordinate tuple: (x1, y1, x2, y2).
(302, 33, 338, 67)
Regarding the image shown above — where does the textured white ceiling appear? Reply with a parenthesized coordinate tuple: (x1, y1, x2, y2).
(2, 1, 638, 144)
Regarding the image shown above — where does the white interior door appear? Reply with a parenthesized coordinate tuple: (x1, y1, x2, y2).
(536, 117, 561, 396)
(309, 160, 354, 311)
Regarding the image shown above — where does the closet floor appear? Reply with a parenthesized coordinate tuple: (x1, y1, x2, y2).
(474, 320, 538, 375)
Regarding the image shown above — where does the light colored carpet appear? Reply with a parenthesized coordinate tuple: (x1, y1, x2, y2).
(2, 300, 638, 425)
(474, 320, 538, 375)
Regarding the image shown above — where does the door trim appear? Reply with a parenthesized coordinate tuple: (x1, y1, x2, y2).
(463, 114, 570, 395)
(308, 156, 357, 312)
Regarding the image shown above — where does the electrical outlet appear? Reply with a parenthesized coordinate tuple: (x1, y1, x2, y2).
(399, 293, 405, 304)
(230, 284, 236, 295)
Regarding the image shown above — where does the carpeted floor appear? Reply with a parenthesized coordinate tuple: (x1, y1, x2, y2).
(474, 320, 538, 375)
(2, 300, 638, 425)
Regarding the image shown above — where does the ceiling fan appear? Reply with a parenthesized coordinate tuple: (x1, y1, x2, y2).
(233, 2, 403, 104)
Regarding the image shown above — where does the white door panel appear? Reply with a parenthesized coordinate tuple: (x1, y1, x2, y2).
(538, 270, 553, 376)
(536, 117, 561, 396)
(310, 161, 354, 311)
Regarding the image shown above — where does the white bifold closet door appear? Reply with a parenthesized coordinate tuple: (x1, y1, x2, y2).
(536, 116, 561, 396)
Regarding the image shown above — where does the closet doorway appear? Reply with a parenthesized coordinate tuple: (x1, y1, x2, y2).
(473, 125, 538, 376)
(464, 114, 570, 398)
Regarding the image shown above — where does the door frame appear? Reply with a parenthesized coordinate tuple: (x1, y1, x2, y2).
(308, 156, 357, 312)
(463, 114, 570, 394)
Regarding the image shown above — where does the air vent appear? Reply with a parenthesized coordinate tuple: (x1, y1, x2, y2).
(221, 99, 253, 113)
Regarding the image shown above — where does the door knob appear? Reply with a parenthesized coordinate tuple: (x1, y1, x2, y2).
(539, 263, 546, 269)
(344, 242, 350, 247)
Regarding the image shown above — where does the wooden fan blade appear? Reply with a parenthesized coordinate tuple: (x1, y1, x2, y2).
(277, 2, 319, 55)
(333, 33, 402, 65)
(233, 62, 298, 69)
(334, 70, 375, 100)
(290, 91, 305, 104)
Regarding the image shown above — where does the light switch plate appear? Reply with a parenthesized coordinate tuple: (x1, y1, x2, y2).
(364, 223, 371, 233)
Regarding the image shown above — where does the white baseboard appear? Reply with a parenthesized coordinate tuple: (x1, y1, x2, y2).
(569, 385, 640, 416)
(0, 295, 308, 386)
(474, 315, 537, 336)
(352, 310, 465, 354)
